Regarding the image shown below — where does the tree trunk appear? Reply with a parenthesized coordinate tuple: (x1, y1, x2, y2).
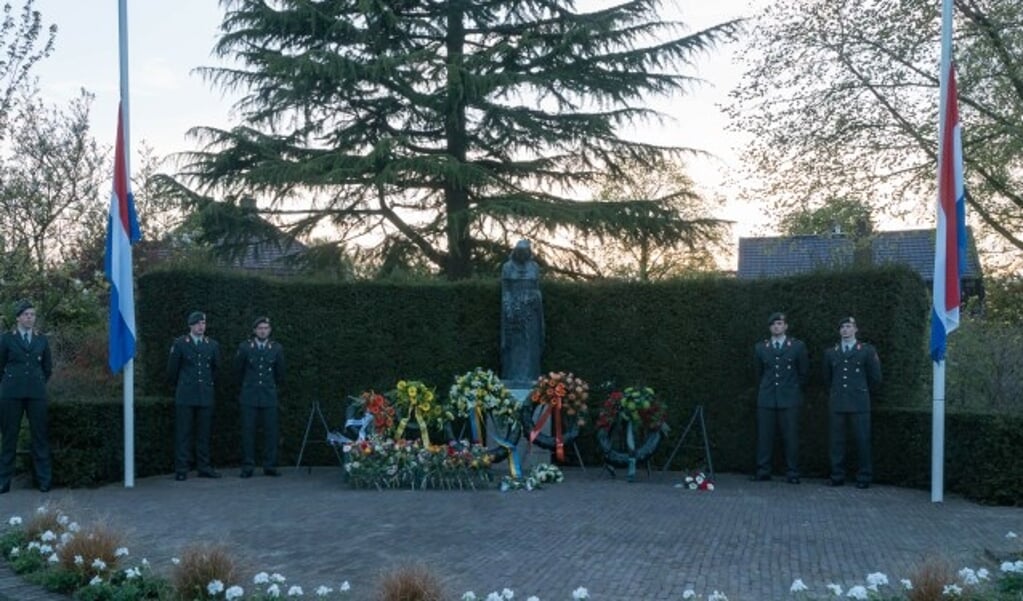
(443, 2, 471, 280)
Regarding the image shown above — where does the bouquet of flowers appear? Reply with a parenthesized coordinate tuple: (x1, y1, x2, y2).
(529, 371, 589, 427)
(449, 368, 519, 423)
(682, 471, 714, 491)
(343, 437, 493, 490)
(499, 462, 565, 492)
(597, 387, 668, 433)
(531, 462, 564, 484)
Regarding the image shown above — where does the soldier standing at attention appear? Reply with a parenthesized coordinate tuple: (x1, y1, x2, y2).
(167, 311, 221, 481)
(824, 316, 882, 489)
(0, 300, 53, 493)
(752, 311, 809, 484)
(235, 316, 285, 478)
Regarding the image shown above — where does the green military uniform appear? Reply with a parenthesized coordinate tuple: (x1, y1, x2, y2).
(824, 338, 882, 486)
(234, 336, 285, 474)
(167, 328, 220, 477)
(0, 328, 53, 492)
(753, 334, 809, 480)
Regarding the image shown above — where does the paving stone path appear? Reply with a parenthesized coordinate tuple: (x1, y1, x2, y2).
(1, 468, 1021, 600)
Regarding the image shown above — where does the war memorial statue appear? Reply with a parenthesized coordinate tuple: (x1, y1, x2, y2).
(500, 240, 544, 388)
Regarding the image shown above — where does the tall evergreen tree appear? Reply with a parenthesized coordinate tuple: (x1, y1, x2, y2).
(181, 0, 739, 279)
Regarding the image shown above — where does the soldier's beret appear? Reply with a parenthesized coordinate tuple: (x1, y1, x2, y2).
(187, 311, 206, 326)
(13, 299, 34, 318)
(839, 316, 857, 327)
(252, 316, 270, 329)
(767, 311, 786, 325)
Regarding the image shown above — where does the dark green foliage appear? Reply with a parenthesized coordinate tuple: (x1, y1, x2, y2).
(130, 265, 931, 473)
(179, 0, 740, 279)
(999, 573, 1023, 597)
(47, 397, 176, 487)
(945, 413, 1023, 506)
(39, 264, 1023, 504)
(72, 578, 172, 601)
(32, 568, 82, 594)
(860, 409, 1023, 506)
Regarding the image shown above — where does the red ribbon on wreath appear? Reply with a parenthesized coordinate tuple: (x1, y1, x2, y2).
(529, 397, 566, 462)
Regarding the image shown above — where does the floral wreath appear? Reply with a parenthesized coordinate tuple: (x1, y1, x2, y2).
(596, 387, 668, 433)
(449, 368, 523, 473)
(449, 368, 520, 426)
(358, 390, 396, 436)
(595, 386, 668, 479)
(520, 371, 589, 462)
(392, 380, 453, 447)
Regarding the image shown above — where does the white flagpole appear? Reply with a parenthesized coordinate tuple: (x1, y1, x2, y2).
(931, 0, 954, 504)
(118, 0, 135, 489)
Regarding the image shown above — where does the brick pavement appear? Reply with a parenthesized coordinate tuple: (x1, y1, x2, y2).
(1, 468, 1020, 600)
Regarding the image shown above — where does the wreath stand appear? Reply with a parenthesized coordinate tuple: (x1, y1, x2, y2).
(519, 407, 586, 470)
(599, 423, 660, 481)
(509, 385, 586, 471)
(660, 404, 714, 479)
(524, 439, 586, 471)
(295, 400, 344, 473)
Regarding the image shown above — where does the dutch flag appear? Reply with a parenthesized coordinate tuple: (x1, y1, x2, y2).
(930, 64, 967, 363)
(104, 103, 142, 373)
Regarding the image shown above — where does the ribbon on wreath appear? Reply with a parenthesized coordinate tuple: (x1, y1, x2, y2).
(395, 400, 432, 448)
(492, 423, 523, 479)
(327, 414, 376, 446)
(529, 399, 566, 462)
(625, 418, 637, 481)
(468, 395, 485, 445)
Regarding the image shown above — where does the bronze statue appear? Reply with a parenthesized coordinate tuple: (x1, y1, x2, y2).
(501, 240, 544, 387)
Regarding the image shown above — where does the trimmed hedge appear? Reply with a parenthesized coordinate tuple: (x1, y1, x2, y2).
(34, 264, 1021, 504)
(43, 399, 1023, 505)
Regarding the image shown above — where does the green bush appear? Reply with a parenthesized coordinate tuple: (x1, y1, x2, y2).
(34, 264, 1023, 504)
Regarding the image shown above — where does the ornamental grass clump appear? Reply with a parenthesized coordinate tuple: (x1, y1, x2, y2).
(24, 502, 71, 541)
(905, 557, 955, 601)
(53, 522, 125, 589)
(376, 563, 444, 601)
(171, 543, 240, 601)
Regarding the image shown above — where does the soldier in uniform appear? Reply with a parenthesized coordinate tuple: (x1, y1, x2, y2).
(234, 316, 285, 478)
(824, 316, 882, 489)
(167, 311, 221, 481)
(752, 311, 809, 483)
(0, 300, 53, 493)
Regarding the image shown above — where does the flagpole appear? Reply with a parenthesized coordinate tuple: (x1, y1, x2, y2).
(931, 0, 954, 504)
(118, 0, 135, 489)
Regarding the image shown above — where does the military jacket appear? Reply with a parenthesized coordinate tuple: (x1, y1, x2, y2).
(167, 335, 219, 406)
(234, 338, 285, 407)
(754, 337, 809, 409)
(824, 341, 882, 413)
(0, 330, 52, 400)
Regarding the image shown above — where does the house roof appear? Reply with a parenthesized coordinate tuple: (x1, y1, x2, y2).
(146, 224, 310, 278)
(737, 228, 983, 281)
(224, 236, 308, 277)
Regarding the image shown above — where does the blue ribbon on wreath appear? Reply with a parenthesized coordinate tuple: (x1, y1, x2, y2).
(492, 424, 523, 479)
(626, 419, 636, 480)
